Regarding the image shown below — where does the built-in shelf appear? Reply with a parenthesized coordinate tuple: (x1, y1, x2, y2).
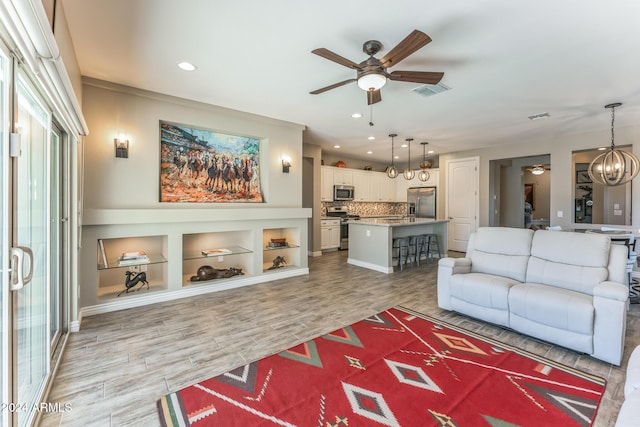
(96, 235, 169, 300)
(98, 253, 167, 270)
(183, 245, 252, 260)
(83, 217, 309, 317)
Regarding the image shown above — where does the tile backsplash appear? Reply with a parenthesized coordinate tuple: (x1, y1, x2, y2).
(322, 201, 407, 217)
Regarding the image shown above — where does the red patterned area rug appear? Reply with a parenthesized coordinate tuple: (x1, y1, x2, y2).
(157, 306, 605, 426)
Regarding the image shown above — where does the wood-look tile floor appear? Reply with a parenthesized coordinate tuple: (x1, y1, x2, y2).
(40, 250, 640, 426)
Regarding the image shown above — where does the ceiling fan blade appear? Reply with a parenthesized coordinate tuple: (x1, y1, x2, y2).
(388, 70, 444, 85)
(310, 79, 357, 95)
(367, 89, 382, 105)
(312, 48, 362, 70)
(380, 30, 432, 68)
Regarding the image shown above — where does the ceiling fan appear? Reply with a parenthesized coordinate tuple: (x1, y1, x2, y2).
(309, 30, 444, 105)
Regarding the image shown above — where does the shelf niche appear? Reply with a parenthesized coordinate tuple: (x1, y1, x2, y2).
(182, 230, 253, 286)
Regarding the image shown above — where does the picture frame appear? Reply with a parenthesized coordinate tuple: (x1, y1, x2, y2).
(524, 183, 535, 210)
(159, 121, 263, 203)
(576, 169, 592, 184)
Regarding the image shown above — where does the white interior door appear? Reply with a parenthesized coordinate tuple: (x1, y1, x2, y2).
(446, 157, 479, 252)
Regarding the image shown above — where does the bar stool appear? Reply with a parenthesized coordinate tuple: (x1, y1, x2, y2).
(392, 237, 410, 271)
(425, 233, 441, 263)
(409, 234, 429, 266)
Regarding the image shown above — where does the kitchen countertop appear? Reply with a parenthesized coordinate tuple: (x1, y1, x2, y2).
(351, 218, 448, 227)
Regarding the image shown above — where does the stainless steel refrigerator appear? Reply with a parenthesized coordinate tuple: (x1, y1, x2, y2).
(407, 187, 437, 219)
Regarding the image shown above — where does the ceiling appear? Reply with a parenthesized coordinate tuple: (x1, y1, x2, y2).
(61, 0, 640, 164)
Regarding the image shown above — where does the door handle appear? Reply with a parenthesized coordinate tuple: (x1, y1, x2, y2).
(9, 246, 34, 291)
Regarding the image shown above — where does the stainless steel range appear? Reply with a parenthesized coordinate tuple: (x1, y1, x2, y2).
(326, 207, 360, 250)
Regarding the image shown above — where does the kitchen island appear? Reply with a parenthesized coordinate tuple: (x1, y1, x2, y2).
(347, 218, 449, 273)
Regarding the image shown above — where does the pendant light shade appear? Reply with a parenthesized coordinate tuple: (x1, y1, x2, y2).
(418, 142, 431, 182)
(403, 138, 415, 180)
(588, 103, 639, 186)
(386, 133, 398, 178)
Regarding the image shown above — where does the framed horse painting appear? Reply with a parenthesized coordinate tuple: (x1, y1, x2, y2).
(159, 121, 263, 203)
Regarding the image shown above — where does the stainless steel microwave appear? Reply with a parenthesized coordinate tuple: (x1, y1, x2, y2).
(334, 185, 355, 201)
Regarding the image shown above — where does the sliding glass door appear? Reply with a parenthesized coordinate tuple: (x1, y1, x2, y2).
(13, 70, 52, 427)
(0, 45, 8, 427)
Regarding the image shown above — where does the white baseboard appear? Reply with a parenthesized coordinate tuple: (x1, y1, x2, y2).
(309, 251, 323, 257)
(347, 258, 393, 274)
(80, 267, 309, 319)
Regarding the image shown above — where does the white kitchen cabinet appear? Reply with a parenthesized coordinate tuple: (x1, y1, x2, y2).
(320, 219, 341, 250)
(333, 169, 353, 185)
(352, 171, 371, 201)
(321, 167, 334, 201)
(369, 173, 395, 202)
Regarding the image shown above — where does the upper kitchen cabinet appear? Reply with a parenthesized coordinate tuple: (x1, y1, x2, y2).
(352, 171, 371, 201)
(370, 173, 395, 202)
(321, 167, 334, 201)
(333, 169, 353, 185)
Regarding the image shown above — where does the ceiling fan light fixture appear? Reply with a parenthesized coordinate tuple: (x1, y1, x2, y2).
(531, 165, 545, 175)
(357, 72, 387, 91)
(588, 103, 640, 186)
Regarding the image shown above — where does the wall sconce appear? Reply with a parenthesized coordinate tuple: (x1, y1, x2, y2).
(282, 155, 292, 173)
(114, 134, 129, 158)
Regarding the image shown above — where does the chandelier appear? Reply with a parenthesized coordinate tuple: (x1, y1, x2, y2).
(588, 103, 639, 186)
(418, 142, 431, 182)
(403, 138, 415, 180)
(386, 133, 398, 178)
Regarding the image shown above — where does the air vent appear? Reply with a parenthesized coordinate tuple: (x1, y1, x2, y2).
(412, 82, 451, 97)
(527, 112, 550, 120)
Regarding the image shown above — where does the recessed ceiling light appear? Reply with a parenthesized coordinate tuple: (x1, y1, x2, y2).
(178, 61, 197, 71)
(334, 145, 341, 149)
(352, 113, 362, 118)
(597, 147, 607, 151)
(394, 155, 400, 159)
(428, 150, 434, 154)
(368, 136, 375, 140)
(401, 144, 408, 148)
(367, 151, 373, 154)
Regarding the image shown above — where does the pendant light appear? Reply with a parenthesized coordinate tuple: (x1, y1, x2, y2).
(588, 103, 639, 186)
(386, 133, 398, 178)
(403, 138, 415, 180)
(418, 142, 431, 182)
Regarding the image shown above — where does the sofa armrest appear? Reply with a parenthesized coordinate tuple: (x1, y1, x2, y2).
(437, 257, 472, 310)
(593, 281, 629, 365)
(593, 281, 628, 301)
(438, 257, 472, 272)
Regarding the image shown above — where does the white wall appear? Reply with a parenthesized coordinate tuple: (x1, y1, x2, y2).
(82, 78, 305, 210)
(440, 125, 640, 229)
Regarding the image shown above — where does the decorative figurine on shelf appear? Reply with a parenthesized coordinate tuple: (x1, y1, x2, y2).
(118, 271, 149, 296)
(189, 265, 244, 282)
(267, 256, 287, 270)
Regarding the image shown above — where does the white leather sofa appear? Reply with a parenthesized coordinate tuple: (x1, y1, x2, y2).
(616, 345, 640, 426)
(437, 227, 629, 365)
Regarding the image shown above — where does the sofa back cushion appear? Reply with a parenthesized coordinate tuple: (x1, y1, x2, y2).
(526, 230, 610, 295)
(468, 227, 534, 282)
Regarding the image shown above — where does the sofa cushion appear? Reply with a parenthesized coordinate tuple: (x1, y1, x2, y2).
(526, 230, 610, 295)
(468, 227, 534, 282)
(508, 283, 594, 335)
(450, 272, 519, 311)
